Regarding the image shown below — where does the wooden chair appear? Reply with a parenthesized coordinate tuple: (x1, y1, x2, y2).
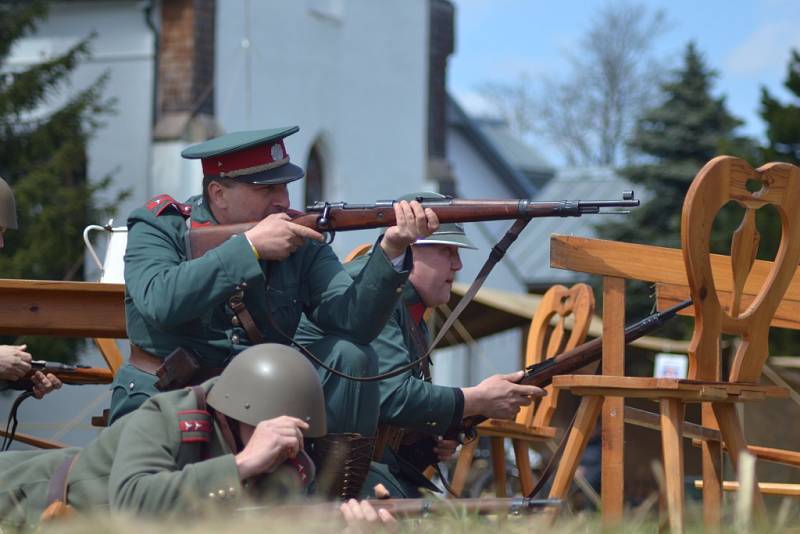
(344, 243, 372, 263)
(450, 283, 595, 497)
(546, 156, 800, 532)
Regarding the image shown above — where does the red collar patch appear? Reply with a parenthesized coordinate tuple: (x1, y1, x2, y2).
(146, 194, 192, 218)
(178, 409, 212, 443)
(407, 303, 427, 324)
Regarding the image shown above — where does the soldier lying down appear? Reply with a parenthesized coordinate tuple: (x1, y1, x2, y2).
(0, 344, 394, 530)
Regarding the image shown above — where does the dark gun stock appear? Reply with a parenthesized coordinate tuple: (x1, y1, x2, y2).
(185, 192, 639, 259)
(456, 299, 693, 439)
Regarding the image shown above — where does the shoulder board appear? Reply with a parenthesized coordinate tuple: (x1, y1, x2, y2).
(146, 194, 192, 218)
(177, 409, 212, 443)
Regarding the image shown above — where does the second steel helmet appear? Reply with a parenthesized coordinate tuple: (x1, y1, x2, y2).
(398, 191, 477, 250)
(0, 178, 18, 230)
(207, 343, 326, 437)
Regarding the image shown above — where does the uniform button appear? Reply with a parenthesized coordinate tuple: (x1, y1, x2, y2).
(208, 492, 215, 499)
(217, 489, 226, 497)
(231, 316, 240, 327)
(128, 382, 135, 390)
(231, 334, 240, 344)
(396, 286, 403, 294)
(229, 487, 236, 495)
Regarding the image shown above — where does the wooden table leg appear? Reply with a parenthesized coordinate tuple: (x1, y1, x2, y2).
(490, 437, 507, 497)
(513, 438, 534, 496)
(601, 276, 626, 526)
(549, 395, 603, 500)
(660, 398, 685, 534)
(451, 437, 478, 497)
(701, 403, 722, 530)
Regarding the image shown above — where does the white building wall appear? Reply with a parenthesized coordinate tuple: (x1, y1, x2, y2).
(214, 0, 431, 258)
(7, 1, 156, 233)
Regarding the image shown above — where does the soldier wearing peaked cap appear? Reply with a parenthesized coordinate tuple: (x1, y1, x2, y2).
(109, 128, 438, 462)
(0, 344, 400, 528)
(296, 192, 546, 498)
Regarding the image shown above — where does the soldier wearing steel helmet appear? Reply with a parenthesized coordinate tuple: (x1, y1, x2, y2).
(110, 126, 438, 424)
(296, 192, 547, 498)
(1, 344, 373, 529)
(0, 177, 61, 398)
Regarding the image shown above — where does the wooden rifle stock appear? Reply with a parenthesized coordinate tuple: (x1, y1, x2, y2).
(185, 194, 639, 259)
(456, 299, 693, 437)
(238, 497, 561, 517)
(8, 360, 113, 391)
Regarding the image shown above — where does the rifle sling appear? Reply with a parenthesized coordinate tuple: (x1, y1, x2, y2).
(266, 218, 530, 383)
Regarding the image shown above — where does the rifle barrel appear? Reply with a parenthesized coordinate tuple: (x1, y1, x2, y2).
(458, 299, 692, 435)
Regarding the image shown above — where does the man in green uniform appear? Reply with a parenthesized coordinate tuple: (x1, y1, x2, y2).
(110, 126, 438, 423)
(0, 176, 61, 398)
(0, 344, 373, 529)
(296, 192, 546, 498)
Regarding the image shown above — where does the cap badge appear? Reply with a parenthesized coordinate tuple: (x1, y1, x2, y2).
(271, 143, 284, 161)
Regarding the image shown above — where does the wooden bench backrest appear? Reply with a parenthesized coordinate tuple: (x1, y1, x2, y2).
(681, 156, 800, 382)
(522, 283, 595, 428)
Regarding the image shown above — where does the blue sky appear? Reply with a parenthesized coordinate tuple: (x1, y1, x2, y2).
(449, 0, 800, 166)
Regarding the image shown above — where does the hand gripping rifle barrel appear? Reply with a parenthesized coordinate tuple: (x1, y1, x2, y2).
(7, 360, 114, 391)
(185, 192, 639, 259)
(456, 298, 693, 440)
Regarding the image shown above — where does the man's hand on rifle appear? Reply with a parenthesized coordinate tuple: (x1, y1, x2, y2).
(340, 498, 397, 533)
(235, 415, 309, 480)
(0, 344, 32, 381)
(433, 437, 459, 461)
(244, 213, 325, 261)
(30, 371, 62, 399)
(462, 371, 546, 420)
(380, 200, 439, 260)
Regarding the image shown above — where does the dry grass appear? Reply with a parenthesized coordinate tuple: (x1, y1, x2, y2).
(7, 498, 797, 534)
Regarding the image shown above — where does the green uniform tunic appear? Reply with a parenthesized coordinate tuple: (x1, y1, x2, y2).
(296, 253, 464, 497)
(110, 195, 410, 423)
(0, 379, 299, 529)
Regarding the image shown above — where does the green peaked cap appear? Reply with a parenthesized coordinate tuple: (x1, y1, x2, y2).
(182, 126, 304, 185)
(398, 191, 477, 250)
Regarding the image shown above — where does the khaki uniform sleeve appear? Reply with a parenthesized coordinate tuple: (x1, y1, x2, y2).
(108, 396, 242, 515)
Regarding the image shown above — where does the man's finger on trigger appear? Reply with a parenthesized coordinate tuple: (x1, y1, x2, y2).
(288, 222, 324, 241)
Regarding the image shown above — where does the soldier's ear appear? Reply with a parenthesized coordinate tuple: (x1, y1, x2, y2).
(206, 180, 230, 210)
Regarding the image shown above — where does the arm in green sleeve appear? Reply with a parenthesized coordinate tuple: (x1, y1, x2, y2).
(124, 218, 264, 328)
(302, 240, 410, 345)
(108, 398, 242, 515)
(374, 316, 460, 432)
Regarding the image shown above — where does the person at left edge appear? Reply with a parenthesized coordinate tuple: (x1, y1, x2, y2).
(0, 177, 61, 399)
(109, 126, 439, 424)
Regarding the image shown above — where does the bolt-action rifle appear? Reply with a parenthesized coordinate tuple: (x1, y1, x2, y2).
(238, 497, 561, 518)
(456, 298, 693, 440)
(185, 192, 639, 259)
(6, 360, 113, 391)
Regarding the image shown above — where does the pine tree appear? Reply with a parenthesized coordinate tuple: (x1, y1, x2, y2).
(0, 2, 123, 360)
(760, 49, 800, 164)
(598, 42, 757, 337)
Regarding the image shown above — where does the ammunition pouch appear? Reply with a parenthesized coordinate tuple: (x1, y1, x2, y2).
(130, 345, 222, 391)
(307, 433, 376, 500)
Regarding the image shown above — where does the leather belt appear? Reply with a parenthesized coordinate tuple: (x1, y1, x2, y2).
(129, 345, 223, 387)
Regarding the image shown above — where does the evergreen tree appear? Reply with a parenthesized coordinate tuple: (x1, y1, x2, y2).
(598, 42, 757, 336)
(760, 49, 800, 165)
(0, 2, 122, 360)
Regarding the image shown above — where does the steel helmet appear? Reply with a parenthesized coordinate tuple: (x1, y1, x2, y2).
(398, 191, 476, 249)
(0, 177, 18, 230)
(207, 343, 326, 437)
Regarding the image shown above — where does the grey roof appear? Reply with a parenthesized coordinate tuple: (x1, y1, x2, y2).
(475, 118, 554, 185)
(447, 94, 553, 197)
(506, 167, 647, 289)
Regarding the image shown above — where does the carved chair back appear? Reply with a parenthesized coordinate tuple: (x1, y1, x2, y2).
(682, 156, 800, 382)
